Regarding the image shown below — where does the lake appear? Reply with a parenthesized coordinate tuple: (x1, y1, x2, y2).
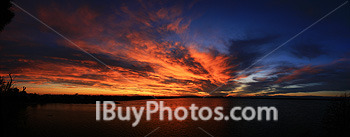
(2, 98, 343, 136)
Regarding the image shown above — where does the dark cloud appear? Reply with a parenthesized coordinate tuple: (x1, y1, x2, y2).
(227, 35, 279, 70)
(0, 39, 156, 75)
(272, 60, 350, 94)
(166, 45, 209, 75)
(242, 59, 350, 95)
(290, 44, 326, 59)
(97, 55, 155, 73)
(50, 78, 96, 86)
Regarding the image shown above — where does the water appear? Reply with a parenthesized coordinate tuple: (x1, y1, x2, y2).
(2, 98, 334, 136)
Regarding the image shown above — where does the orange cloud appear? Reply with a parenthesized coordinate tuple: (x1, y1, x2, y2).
(2, 1, 239, 96)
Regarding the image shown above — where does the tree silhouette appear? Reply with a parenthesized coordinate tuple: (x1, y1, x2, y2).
(0, 74, 15, 93)
(0, 0, 15, 32)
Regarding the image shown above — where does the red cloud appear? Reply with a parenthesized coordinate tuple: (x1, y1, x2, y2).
(275, 65, 321, 83)
(37, 4, 102, 38)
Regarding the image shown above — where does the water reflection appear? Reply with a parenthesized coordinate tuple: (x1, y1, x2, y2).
(2, 98, 343, 137)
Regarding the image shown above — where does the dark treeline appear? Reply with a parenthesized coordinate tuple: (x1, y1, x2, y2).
(2, 93, 348, 105)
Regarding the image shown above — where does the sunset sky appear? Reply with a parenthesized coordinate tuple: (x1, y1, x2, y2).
(1, 0, 349, 96)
